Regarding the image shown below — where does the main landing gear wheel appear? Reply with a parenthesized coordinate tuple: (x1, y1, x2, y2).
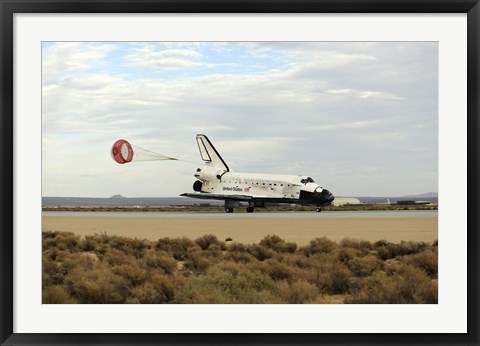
(316, 208, 322, 213)
(246, 206, 254, 213)
(225, 208, 234, 213)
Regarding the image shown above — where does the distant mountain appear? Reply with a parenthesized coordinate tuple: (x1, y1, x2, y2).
(109, 194, 126, 199)
(401, 192, 438, 199)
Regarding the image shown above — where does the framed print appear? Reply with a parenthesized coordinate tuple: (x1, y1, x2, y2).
(1, 0, 479, 345)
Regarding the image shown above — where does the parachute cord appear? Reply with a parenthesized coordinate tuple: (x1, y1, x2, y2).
(175, 158, 204, 166)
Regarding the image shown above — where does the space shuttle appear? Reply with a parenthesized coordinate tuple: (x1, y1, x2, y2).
(181, 134, 334, 213)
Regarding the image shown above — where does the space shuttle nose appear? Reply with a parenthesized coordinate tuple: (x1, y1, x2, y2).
(319, 189, 335, 204)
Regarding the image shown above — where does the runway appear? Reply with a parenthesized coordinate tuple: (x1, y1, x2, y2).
(42, 210, 438, 245)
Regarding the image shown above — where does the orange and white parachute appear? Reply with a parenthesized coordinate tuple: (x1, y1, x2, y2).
(111, 139, 177, 164)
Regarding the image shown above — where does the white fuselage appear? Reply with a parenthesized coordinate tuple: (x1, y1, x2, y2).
(195, 166, 321, 202)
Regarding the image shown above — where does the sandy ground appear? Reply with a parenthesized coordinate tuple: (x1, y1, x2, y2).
(42, 214, 438, 245)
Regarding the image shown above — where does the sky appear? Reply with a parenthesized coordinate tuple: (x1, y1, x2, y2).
(42, 42, 438, 198)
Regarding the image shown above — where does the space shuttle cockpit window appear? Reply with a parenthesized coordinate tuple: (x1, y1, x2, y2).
(300, 177, 315, 184)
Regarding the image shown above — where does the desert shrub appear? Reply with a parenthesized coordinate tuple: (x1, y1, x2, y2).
(55, 232, 81, 252)
(73, 233, 110, 253)
(259, 235, 297, 254)
(346, 264, 437, 304)
(346, 272, 391, 304)
(93, 244, 109, 257)
(306, 254, 353, 294)
(149, 273, 179, 302)
(374, 240, 405, 260)
(184, 249, 211, 273)
(42, 258, 61, 286)
(76, 252, 100, 265)
(174, 268, 280, 304)
(103, 248, 134, 266)
(397, 241, 429, 256)
(43, 285, 78, 304)
(397, 265, 437, 302)
(58, 251, 97, 274)
(110, 237, 149, 258)
(323, 266, 353, 294)
(336, 247, 361, 264)
(276, 280, 319, 304)
(302, 237, 337, 256)
(347, 255, 380, 277)
(171, 274, 216, 304)
(156, 237, 198, 260)
(43, 230, 59, 239)
(195, 234, 225, 251)
(126, 279, 176, 304)
(92, 232, 112, 244)
(339, 238, 373, 254)
(374, 240, 429, 260)
(113, 263, 148, 286)
(143, 250, 177, 274)
(401, 251, 438, 277)
(228, 242, 247, 253)
(202, 243, 225, 258)
(175, 284, 229, 303)
(223, 250, 255, 264)
(373, 240, 388, 247)
(263, 259, 295, 281)
(313, 294, 348, 304)
(64, 263, 129, 303)
(280, 253, 313, 269)
(43, 236, 57, 250)
(43, 250, 100, 287)
(43, 248, 59, 261)
(81, 237, 99, 252)
(108, 236, 125, 250)
(126, 283, 158, 304)
(375, 245, 397, 260)
(247, 244, 275, 261)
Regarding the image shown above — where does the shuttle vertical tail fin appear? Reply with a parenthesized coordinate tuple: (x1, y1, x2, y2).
(196, 134, 229, 172)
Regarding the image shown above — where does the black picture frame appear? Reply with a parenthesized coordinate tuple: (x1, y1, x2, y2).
(1, 1, 479, 345)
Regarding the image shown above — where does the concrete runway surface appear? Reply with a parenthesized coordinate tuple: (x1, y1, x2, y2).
(42, 211, 438, 245)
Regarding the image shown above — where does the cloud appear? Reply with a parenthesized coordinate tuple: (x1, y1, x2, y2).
(308, 119, 384, 131)
(293, 51, 378, 70)
(42, 42, 115, 83)
(41, 42, 438, 197)
(326, 89, 405, 100)
(125, 47, 204, 70)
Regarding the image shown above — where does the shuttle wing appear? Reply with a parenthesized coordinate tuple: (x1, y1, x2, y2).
(180, 193, 253, 201)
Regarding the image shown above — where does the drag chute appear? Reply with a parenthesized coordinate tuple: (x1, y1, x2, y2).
(111, 139, 133, 164)
(111, 139, 178, 164)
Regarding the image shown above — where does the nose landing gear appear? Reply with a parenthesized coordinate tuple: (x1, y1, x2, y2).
(246, 206, 254, 213)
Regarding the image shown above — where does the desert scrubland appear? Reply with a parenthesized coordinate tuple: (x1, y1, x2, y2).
(43, 231, 438, 304)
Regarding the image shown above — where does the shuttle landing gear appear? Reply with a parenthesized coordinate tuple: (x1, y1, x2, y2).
(246, 206, 254, 213)
(224, 200, 239, 214)
(316, 208, 322, 212)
